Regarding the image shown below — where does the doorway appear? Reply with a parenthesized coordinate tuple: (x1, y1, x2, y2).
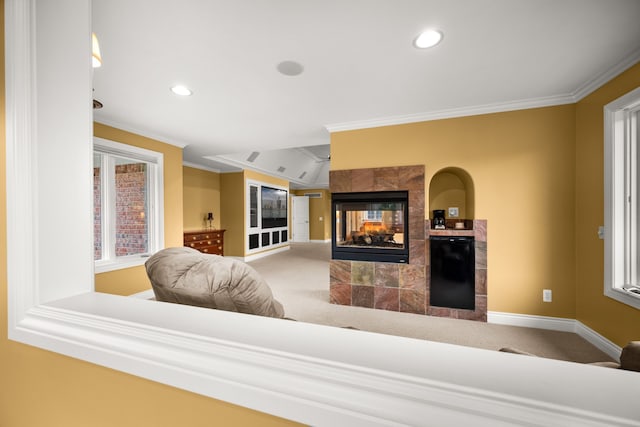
(292, 196, 310, 242)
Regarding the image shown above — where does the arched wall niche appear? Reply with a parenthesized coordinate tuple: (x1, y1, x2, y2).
(428, 167, 475, 219)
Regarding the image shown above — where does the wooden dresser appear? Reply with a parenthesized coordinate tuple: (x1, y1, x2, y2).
(183, 229, 225, 256)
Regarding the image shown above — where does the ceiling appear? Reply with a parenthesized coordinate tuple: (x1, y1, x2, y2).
(92, 0, 640, 188)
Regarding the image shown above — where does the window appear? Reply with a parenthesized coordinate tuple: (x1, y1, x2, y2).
(604, 86, 640, 310)
(93, 138, 164, 273)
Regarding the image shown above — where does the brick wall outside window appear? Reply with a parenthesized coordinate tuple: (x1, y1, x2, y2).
(94, 167, 102, 260)
(115, 163, 148, 256)
(94, 163, 148, 259)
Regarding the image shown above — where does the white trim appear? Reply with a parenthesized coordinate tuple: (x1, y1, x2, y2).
(6, 3, 640, 426)
(574, 322, 623, 361)
(488, 311, 576, 332)
(229, 245, 291, 263)
(93, 137, 165, 272)
(488, 312, 622, 361)
(603, 86, 640, 311)
(325, 94, 576, 133)
(93, 118, 188, 149)
(182, 160, 223, 174)
(310, 239, 331, 243)
(572, 48, 640, 102)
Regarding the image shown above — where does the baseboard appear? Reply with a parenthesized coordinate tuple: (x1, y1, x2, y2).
(574, 321, 622, 360)
(308, 239, 331, 243)
(231, 245, 291, 262)
(487, 311, 576, 332)
(488, 311, 621, 360)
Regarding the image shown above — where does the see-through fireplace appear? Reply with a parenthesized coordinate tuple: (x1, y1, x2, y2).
(332, 191, 409, 263)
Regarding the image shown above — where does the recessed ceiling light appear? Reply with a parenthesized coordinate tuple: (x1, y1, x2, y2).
(277, 60, 304, 76)
(414, 30, 443, 49)
(170, 85, 192, 96)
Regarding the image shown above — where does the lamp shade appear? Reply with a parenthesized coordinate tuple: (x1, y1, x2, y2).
(92, 32, 102, 67)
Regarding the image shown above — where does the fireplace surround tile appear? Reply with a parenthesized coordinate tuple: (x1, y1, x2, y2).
(330, 260, 352, 285)
(351, 168, 375, 192)
(374, 263, 399, 287)
(399, 288, 426, 314)
(352, 262, 374, 285)
(373, 167, 400, 191)
(398, 264, 425, 290)
(329, 169, 352, 193)
(374, 286, 399, 311)
(352, 285, 374, 308)
(329, 283, 352, 306)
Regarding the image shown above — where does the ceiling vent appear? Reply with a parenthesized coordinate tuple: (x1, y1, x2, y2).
(298, 171, 307, 179)
(304, 192, 322, 198)
(277, 166, 286, 173)
(246, 151, 260, 162)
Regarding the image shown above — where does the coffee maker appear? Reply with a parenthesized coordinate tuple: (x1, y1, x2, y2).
(433, 209, 446, 229)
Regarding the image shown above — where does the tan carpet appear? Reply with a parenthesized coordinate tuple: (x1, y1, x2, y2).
(248, 242, 615, 364)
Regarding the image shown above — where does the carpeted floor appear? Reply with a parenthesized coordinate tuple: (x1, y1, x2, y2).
(248, 242, 615, 364)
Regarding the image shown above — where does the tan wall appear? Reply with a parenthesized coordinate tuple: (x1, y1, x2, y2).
(183, 166, 221, 231)
(291, 189, 331, 241)
(331, 105, 577, 318)
(93, 123, 184, 296)
(575, 62, 640, 346)
(220, 172, 245, 256)
(0, 9, 298, 426)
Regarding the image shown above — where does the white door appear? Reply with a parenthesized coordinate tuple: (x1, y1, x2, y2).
(292, 196, 310, 242)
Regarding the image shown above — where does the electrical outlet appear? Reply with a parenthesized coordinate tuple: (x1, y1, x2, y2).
(543, 289, 552, 302)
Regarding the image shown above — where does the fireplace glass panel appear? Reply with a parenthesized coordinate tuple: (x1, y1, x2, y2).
(335, 201, 405, 250)
(332, 191, 409, 263)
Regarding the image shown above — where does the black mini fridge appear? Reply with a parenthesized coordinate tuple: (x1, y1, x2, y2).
(430, 236, 475, 310)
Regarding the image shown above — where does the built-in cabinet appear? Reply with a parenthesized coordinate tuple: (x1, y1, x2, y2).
(183, 229, 226, 256)
(246, 180, 289, 254)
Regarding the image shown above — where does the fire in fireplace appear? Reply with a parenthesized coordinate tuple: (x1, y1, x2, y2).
(332, 191, 409, 263)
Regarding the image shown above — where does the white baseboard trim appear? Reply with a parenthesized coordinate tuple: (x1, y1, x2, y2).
(488, 311, 621, 360)
(574, 322, 622, 361)
(309, 239, 331, 243)
(231, 245, 291, 263)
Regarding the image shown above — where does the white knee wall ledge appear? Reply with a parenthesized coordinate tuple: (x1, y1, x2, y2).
(5, 1, 640, 426)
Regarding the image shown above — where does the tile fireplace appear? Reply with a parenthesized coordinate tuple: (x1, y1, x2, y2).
(329, 165, 487, 322)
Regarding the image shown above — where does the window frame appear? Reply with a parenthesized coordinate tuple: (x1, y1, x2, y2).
(604, 86, 640, 310)
(93, 137, 164, 273)
(5, 1, 640, 426)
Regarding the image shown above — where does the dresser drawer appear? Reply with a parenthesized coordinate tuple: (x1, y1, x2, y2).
(183, 229, 225, 256)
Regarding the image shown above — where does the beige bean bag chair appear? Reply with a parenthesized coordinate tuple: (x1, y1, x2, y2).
(145, 247, 284, 318)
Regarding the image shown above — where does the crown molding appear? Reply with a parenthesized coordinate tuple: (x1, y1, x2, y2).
(93, 118, 188, 149)
(571, 48, 640, 102)
(325, 94, 576, 133)
(182, 161, 223, 173)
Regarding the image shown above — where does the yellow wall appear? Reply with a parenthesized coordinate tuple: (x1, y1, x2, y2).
(291, 189, 331, 241)
(0, 9, 298, 426)
(93, 123, 184, 296)
(332, 105, 577, 318)
(183, 166, 221, 231)
(220, 172, 245, 256)
(575, 63, 640, 346)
